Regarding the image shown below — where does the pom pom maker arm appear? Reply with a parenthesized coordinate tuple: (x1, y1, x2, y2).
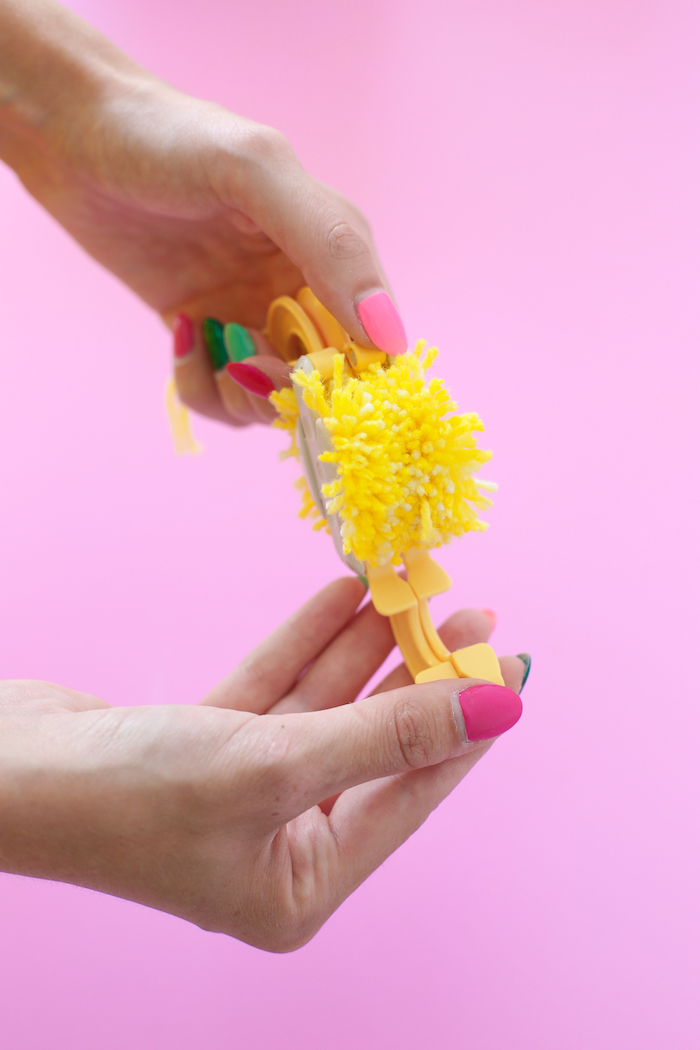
(264, 287, 504, 688)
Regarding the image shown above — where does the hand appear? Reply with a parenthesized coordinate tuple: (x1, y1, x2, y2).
(0, 578, 525, 952)
(0, 0, 407, 427)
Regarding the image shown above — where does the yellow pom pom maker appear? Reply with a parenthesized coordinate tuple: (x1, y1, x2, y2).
(265, 287, 504, 688)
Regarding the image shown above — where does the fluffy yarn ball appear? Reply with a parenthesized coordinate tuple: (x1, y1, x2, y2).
(271, 342, 493, 567)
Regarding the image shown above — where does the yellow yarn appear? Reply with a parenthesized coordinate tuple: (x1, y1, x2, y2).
(271, 343, 493, 567)
(270, 385, 299, 459)
(165, 378, 202, 456)
(273, 389, 328, 531)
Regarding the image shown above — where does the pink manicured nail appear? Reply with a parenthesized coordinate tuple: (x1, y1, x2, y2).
(225, 361, 275, 399)
(481, 609, 497, 629)
(356, 291, 408, 356)
(173, 313, 194, 358)
(458, 683, 522, 742)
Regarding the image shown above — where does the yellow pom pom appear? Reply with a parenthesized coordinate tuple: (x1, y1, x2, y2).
(273, 344, 493, 567)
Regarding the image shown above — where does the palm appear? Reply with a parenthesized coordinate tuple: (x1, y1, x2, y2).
(1, 581, 524, 949)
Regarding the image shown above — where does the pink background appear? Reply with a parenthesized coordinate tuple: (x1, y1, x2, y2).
(1, 0, 698, 1046)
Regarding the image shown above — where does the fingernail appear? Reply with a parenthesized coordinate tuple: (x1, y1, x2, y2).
(173, 313, 194, 358)
(356, 291, 407, 356)
(516, 653, 531, 693)
(458, 683, 522, 742)
(224, 323, 256, 362)
(203, 317, 228, 371)
(225, 361, 275, 399)
(481, 608, 497, 629)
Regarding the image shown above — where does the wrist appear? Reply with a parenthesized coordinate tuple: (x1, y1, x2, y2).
(0, 714, 56, 880)
(0, 0, 149, 172)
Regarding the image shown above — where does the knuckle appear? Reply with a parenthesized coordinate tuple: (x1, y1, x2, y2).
(324, 220, 369, 263)
(241, 124, 293, 164)
(236, 652, 272, 696)
(390, 700, 435, 770)
(318, 183, 367, 225)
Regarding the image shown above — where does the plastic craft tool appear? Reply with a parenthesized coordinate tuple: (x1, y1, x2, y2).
(265, 288, 504, 687)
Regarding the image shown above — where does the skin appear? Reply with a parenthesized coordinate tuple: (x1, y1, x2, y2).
(0, 0, 393, 426)
(0, 1, 527, 949)
(0, 579, 525, 952)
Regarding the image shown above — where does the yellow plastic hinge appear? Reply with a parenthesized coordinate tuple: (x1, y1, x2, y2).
(346, 343, 387, 373)
(366, 563, 416, 617)
(389, 607, 442, 680)
(415, 661, 460, 684)
(417, 598, 452, 662)
(450, 643, 504, 686)
(305, 348, 342, 380)
(403, 549, 452, 599)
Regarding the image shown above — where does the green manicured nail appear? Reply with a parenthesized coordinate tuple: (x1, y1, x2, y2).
(516, 653, 531, 693)
(203, 318, 228, 371)
(224, 323, 256, 362)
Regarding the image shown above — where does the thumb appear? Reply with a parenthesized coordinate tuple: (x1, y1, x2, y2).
(277, 678, 522, 820)
(228, 131, 408, 355)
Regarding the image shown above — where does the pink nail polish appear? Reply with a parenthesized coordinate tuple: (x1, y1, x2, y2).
(458, 683, 522, 742)
(481, 609, 497, 629)
(356, 292, 408, 356)
(225, 361, 275, 399)
(173, 313, 194, 358)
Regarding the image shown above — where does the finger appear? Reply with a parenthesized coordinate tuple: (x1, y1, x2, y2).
(316, 638, 531, 892)
(317, 180, 396, 301)
(219, 326, 292, 424)
(273, 602, 526, 717)
(373, 652, 527, 704)
(270, 601, 394, 715)
(263, 676, 523, 823)
(173, 315, 290, 427)
(373, 648, 526, 699)
(172, 314, 231, 424)
(274, 604, 497, 717)
(201, 577, 367, 713)
(314, 627, 526, 817)
(315, 650, 526, 815)
(500, 655, 528, 693)
(226, 135, 407, 354)
(293, 661, 527, 920)
(223, 355, 291, 423)
(206, 322, 285, 426)
(369, 607, 496, 697)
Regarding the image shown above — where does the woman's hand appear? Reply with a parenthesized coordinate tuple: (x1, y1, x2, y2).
(0, 578, 525, 952)
(0, 0, 407, 426)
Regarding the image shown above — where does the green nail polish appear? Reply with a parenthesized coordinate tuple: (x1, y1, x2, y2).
(224, 323, 256, 362)
(516, 653, 531, 693)
(358, 574, 369, 589)
(203, 318, 228, 371)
